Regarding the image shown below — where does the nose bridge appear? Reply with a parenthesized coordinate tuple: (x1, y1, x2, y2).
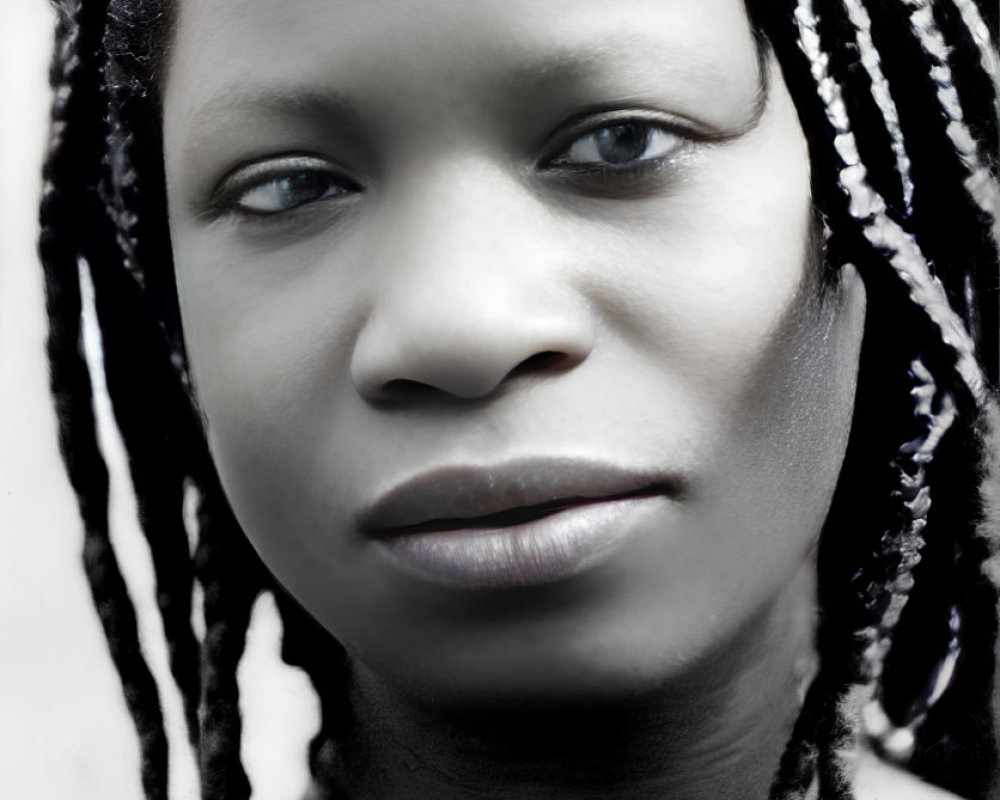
(350, 162, 594, 401)
(384, 159, 525, 298)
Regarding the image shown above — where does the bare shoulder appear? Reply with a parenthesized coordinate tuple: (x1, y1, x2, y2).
(853, 749, 964, 800)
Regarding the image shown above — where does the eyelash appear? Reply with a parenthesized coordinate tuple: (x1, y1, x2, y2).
(212, 117, 689, 219)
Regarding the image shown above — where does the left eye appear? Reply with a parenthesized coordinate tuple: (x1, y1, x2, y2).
(234, 171, 351, 215)
(551, 122, 680, 168)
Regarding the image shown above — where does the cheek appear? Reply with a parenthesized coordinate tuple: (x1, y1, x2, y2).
(706, 264, 867, 580)
(571, 83, 817, 425)
(169, 223, 368, 527)
(617, 271, 867, 664)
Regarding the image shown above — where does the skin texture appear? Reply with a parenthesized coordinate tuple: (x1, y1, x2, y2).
(160, 0, 883, 796)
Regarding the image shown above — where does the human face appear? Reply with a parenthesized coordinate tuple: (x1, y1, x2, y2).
(163, 0, 866, 705)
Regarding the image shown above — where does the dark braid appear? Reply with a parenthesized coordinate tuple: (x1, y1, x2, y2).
(100, 0, 359, 788)
(106, 0, 298, 791)
(42, 1, 1000, 798)
(40, 1, 169, 797)
(90, 0, 204, 747)
(273, 590, 352, 784)
(749, 0, 1000, 797)
(194, 479, 266, 800)
(42, 0, 279, 794)
(88, 224, 203, 747)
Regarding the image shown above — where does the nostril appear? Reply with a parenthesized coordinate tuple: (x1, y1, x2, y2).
(378, 378, 443, 401)
(507, 350, 572, 378)
(370, 351, 577, 404)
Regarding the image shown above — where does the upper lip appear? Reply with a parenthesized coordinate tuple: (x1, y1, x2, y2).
(358, 457, 680, 535)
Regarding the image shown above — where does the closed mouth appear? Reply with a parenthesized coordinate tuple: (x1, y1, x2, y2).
(381, 485, 670, 535)
(359, 456, 681, 537)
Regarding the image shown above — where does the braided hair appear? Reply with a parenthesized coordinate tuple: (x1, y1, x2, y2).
(40, 0, 1000, 798)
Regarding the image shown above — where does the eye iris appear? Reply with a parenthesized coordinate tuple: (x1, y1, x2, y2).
(594, 124, 650, 164)
(279, 172, 332, 206)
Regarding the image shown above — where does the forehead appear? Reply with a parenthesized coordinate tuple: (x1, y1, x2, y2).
(163, 0, 761, 133)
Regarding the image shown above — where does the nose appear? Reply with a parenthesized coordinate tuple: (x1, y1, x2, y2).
(350, 167, 595, 402)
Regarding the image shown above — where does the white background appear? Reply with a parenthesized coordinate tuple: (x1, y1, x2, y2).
(1, 2, 315, 797)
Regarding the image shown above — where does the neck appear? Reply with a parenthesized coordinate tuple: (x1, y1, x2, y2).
(331, 562, 817, 800)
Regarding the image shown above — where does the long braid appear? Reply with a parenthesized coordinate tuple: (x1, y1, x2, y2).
(794, 0, 985, 403)
(89, 234, 203, 747)
(40, 1, 169, 797)
(856, 0, 999, 377)
(90, 0, 204, 746)
(93, 0, 322, 793)
(770, 673, 826, 798)
(195, 482, 265, 800)
(102, 0, 279, 788)
(273, 590, 352, 793)
(857, 363, 959, 760)
(759, 0, 997, 795)
(841, 0, 915, 212)
(899, 0, 1000, 254)
(793, 4, 955, 763)
(949, 0, 1000, 122)
(798, 0, 995, 784)
(816, 685, 854, 800)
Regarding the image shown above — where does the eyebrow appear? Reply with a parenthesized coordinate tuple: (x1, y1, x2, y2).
(178, 88, 362, 157)
(178, 33, 772, 155)
(510, 37, 771, 137)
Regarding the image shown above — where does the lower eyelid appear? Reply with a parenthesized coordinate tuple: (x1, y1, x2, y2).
(542, 158, 667, 193)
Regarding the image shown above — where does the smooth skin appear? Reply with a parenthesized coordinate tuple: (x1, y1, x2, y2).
(162, 0, 956, 797)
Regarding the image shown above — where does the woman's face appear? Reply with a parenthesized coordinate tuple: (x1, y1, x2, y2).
(163, 0, 866, 704)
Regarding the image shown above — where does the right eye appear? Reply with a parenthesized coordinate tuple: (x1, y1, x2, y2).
(236, 172, 349, 214)
(214, 156, 359, 216)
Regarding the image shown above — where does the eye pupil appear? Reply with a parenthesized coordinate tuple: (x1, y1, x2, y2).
(281, 172, 331, 204)
(594, 124, 651, 164)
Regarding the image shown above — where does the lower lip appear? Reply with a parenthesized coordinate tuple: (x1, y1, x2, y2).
(376, 495, 663, 590)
